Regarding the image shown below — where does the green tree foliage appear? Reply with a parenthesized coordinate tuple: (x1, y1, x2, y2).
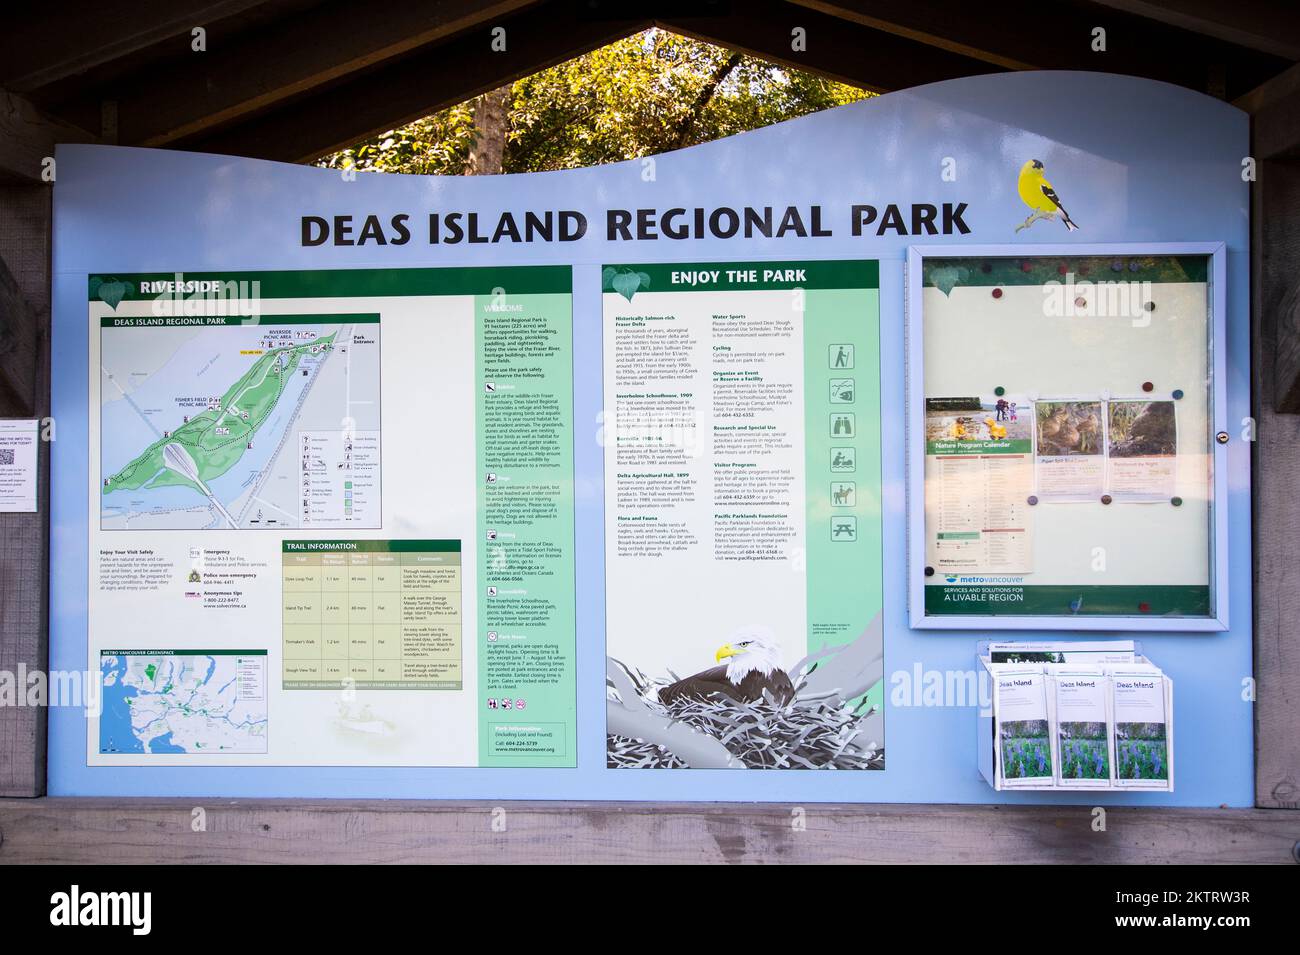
(318, 29, 868, 175)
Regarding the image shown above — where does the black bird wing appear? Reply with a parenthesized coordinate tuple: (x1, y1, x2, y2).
(1040, 183, 1078, 229)
(1040, 183, 1067, 212)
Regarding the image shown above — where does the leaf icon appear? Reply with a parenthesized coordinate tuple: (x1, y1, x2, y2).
(929, 266, 968, 297)
(612, 271, 641, 302)
(601, 266, 617, 290)
(636, 271, 651, 290)
(97, 278, 133, 310)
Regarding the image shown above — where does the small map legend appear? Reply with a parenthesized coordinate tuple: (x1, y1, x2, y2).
(298, 429, 380, 527)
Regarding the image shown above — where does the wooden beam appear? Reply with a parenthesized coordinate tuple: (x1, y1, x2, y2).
(90, 0, 540, 148)
(1252, 157, 1300, 807)
(786, 0, 1292, 97)
(0, 90, 96, 183)
(784, 0, 1042, 70)
(0, 798, 1296, 863)
(1236, 62, 1300, 160)
(2, 0, 275, 93)
(1250, 53, 1300, 804)
(1090, 0, 1300, 61)
(179, 1, 649, 162)
(658, 0, 1002, 94)
(1235, 61, 1300, 116)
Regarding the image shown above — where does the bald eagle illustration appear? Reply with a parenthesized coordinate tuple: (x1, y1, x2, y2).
(658, 631, 795, 706)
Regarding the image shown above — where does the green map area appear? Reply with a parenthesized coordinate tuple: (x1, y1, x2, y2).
(104, 332, 336, 496)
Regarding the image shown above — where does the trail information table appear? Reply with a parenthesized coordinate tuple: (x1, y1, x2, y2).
(282, 540, 463, 689)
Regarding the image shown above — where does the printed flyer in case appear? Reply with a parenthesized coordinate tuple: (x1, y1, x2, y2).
(602, 260, 883, 770)
(88, 267, 575, 767)
(1033, 399, 1105, 500)
(923, 395, 1033, 575)
(1106, 399, 1178, 500)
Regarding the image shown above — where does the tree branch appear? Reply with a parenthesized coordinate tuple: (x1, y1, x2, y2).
(668, 51, 742, 151)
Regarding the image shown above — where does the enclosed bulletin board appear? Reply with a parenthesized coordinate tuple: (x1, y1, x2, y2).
(907, 245, 1227, 630)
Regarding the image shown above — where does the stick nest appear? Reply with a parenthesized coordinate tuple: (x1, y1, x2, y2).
(607, 662, 883, 770)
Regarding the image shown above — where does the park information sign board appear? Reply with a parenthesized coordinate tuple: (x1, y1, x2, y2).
(602, 261, 883, 769)
(50, 71, 1253, 805)
(88, 267, 575, 767)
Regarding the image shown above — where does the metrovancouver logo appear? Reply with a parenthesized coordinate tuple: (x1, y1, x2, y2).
(943, 575, 1026, 585)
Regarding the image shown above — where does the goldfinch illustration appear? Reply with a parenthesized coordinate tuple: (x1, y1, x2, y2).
(1016, 159, 1078, 233)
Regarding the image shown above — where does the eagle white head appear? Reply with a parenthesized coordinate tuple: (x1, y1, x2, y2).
(715, 627, 783, 682)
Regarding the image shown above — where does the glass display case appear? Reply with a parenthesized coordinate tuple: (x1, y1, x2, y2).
(906, 245, 1228, 630)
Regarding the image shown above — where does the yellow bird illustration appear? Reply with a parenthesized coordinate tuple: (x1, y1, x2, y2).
(1016, 159, 1078, 233)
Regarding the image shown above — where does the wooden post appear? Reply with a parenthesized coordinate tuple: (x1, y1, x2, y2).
(1243, 63, 1300, 809)
(0, 182, 51, 796)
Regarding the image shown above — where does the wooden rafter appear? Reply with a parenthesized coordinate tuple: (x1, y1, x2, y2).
(1, 0, 275, 93)
(1092, 0, 1300, 61)
(657, 0, 1002, 94)
(177, 1, 650, 162)
(0, 90, 97, 182)
(786, 0, 1293, 97)
(57, 0, 541, 148)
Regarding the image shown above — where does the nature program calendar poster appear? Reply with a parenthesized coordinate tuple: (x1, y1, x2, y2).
(602, 260, 884, 770)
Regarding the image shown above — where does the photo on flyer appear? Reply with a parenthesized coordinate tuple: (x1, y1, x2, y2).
(1052, 668, 1112, 787)
(1033, 399, 1105, 501)
(1106, 399, 1178, 501)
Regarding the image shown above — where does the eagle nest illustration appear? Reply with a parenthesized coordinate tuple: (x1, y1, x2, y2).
(607, 627, 884, 770)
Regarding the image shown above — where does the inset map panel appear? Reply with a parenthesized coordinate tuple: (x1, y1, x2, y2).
(100, 314, 381, 530)
(99, 649, 268, 754)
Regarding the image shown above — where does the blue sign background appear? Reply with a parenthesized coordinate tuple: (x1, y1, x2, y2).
(50, 71, 1253, 805)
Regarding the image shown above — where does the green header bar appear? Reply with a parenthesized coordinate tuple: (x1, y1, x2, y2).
(89, 266, 571, 302)
(101, 649, 268, 656)
(925, 584, 1211, 617)
(605, 259, 879, 293)
(282, 539, 461, 553)
(927, 438, 1032, 455)
(101, 313, 380, 328)
(923, 255, 1208, 289)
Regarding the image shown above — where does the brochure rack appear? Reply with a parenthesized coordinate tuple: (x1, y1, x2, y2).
(977, 643, 1174, 792)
